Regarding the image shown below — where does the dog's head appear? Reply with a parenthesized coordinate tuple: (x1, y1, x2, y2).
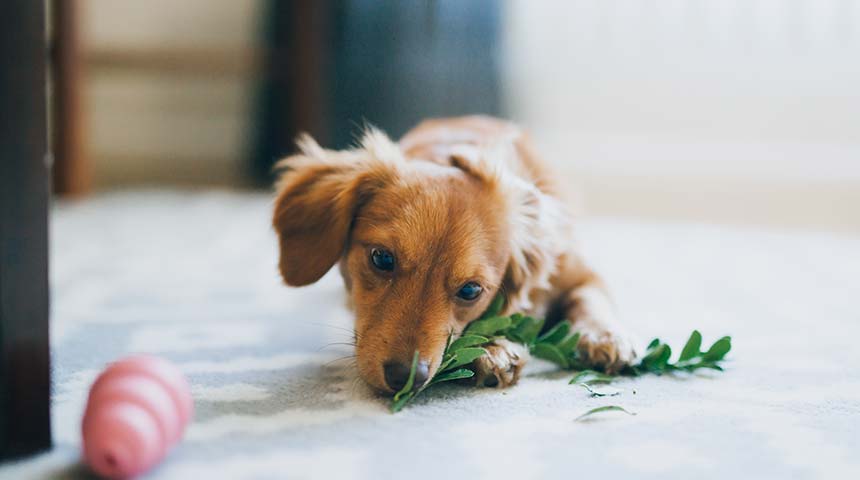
(273, 129, 564, 392)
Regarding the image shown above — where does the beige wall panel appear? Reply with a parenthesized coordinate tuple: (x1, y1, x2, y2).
(81, 0, 263, 51)
(87, 69, 253, 186)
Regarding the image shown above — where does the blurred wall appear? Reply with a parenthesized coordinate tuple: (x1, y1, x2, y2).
(251, 0, 502, 184)
(78, 0, 860, 231)
(503, 0, 860, 231)
(327, 0, 501, 147)
(81, 0, 263, 188)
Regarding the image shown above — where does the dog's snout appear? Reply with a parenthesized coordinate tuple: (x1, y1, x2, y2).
(383, 359, 429, 392)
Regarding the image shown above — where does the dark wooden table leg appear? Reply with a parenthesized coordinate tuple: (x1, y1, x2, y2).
(0, 0, 52, 460)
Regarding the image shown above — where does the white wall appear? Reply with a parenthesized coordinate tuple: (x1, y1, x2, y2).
(503, 0, 860, 231)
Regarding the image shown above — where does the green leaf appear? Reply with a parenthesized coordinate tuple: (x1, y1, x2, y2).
(578, 383, 623, 397)
(444, 347, 487, 370)
(512, 316, 544, 345)
(505, 331, 527, 344)
(639, 343, 661, 363)
(679, 330, 702, 361)
(702, 336, 732, 361)
(640, 343, 672, 372)
(695, 362, 724, 372)
(390, 391, 414, 413)
(437, 357, 454, 373)
(537, 322, 570, 345)
(569, 370, 615, 384)
(464, 316, 512, 336)
(449, 335, 489, 352)
(574, 405, 636, 421)
(646, 338, 660, 350)
(557, 332, 581, 356)
(480, 293, 505, 319)
(429, 368, 475, 385)
(392, 351, 420, 403)
(532, 343, 569, 368)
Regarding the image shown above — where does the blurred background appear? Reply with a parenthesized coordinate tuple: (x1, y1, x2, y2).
(51, 0, 860, 231)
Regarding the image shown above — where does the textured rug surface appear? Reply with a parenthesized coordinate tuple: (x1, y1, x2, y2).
(3, 190, 860, 479)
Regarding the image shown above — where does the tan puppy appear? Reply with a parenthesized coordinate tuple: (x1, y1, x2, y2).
(272, 116, 636, 393)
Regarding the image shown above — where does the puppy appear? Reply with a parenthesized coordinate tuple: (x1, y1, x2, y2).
(272, 116, 636, 393)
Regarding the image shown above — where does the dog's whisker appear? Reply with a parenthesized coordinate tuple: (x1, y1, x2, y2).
(300, 321, 358, 336)
(349, 376, 365, 398)
(323, 355, 357, 368)
(321, 341, 358, 348)
(321, 333, 360, 344)
(298, 321, 363, 345)
(316, 342, 358, 353)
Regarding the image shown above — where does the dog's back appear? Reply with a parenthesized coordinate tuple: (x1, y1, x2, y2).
(399, 115, 559, 197)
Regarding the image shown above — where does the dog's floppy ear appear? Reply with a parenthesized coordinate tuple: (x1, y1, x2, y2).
(272, 131, 400, 286)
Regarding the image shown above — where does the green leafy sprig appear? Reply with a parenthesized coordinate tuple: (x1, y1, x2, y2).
(567, 330, 731, 420)
(633, 330, 732, 375)
(390, 295, 732, 413)
(390, 337, 486, 412)
(390, 296, 507, 412)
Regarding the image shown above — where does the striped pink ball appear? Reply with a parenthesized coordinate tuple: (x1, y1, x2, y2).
(82, 355, 193, 479)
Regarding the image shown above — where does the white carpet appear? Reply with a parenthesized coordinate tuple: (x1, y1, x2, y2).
(3, 190, 860, 479)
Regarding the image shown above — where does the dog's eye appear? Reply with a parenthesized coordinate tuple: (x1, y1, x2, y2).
(370, 248, 395, 272)
(456, 282, 483, 301)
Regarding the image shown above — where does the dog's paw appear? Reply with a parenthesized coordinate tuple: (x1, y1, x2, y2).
(577, 329, 637, 374)
(471, 338, 530, 388)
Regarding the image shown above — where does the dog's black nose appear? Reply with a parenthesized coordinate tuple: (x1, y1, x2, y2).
(384, 359, 429, 392)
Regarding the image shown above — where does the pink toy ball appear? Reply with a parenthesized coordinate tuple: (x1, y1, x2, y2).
(82, 355, 194, 479)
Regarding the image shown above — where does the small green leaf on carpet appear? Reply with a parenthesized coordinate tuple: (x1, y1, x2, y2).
(574, 405, 636, 421)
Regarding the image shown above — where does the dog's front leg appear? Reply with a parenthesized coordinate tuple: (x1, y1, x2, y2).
(471, 338, 530, 388)
(562, 279, 637, 374)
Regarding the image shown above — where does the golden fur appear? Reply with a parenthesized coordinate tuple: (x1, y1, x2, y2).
(273, 116, 636, 392)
